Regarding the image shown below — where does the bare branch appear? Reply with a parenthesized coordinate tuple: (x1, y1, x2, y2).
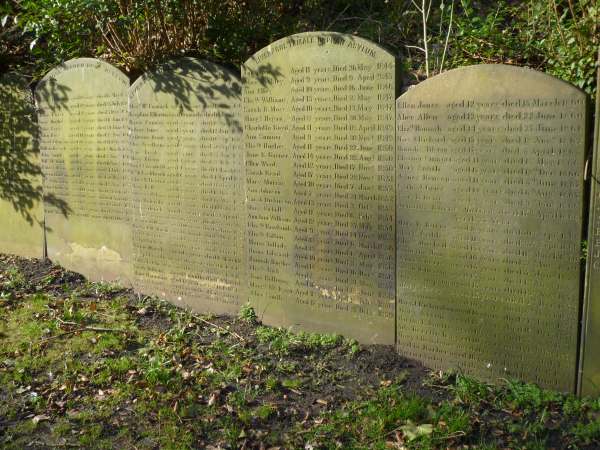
(405, 45, 426, 53)
(411, 0, 423, 13)
(440, 0, 455, 73)
(421, 0, 430, 77)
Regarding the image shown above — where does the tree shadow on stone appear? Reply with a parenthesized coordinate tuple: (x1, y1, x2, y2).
(0, 73, 71, 230)
(34, 75, 72, 113)
(132, 56, 284, 134)
(134, 58, 240, 134)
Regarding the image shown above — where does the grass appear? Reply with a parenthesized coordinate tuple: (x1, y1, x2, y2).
(1, 254, 600, 449)
(254, 325, 350, 356)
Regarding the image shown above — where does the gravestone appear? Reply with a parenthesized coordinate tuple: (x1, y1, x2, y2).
(243, 32, 397, 343)
(35, 58, 132, 283)
(396, 64, 587, 391)
(581, 50, 600, 396)
(129, 58, 245, 314)
(0, 74, 44, 258)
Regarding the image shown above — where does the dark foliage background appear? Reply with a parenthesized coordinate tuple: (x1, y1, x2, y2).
(0, 0, 598, 94)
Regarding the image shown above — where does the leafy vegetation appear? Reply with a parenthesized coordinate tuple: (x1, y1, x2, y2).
(1, 0, 597, 96)
(1, 254, 600, 448)
(445, 0, 599, 94)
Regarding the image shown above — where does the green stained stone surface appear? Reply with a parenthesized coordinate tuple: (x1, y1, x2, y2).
(581, 50, 600, 396)
(129, 58, 245, 315)
(396, 64, 587, 392)
(35, 58, 132, 284)
(0, 74, 44, 258)
(243, 32, 397, 344)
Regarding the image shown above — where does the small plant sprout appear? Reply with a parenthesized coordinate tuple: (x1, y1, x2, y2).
(238, 302, 257, 323)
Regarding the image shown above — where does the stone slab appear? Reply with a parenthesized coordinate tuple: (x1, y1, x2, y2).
(581, 50, 600, 396)
(129, 58, 245, 315)
(396, 64, 587, 392)
(243, 32, 397, 344)
(35, 58, 132, 283)
(0, 74, 44, 258)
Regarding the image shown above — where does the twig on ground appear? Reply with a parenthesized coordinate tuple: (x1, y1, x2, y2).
(39, 326, 127, 343)
(196, 317, 246, 343)
(27, 440, 81, 448)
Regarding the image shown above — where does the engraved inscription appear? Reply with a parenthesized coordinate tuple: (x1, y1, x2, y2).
(396, 65, 586, 391)
(243, 32, 396, 343)
(37, 62, 128, 221)
(129, 58, 245, 314)
(35, 58, 131, 282)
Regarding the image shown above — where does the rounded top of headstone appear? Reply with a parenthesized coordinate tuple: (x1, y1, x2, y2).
(130, 57, 240, 95)
(36, 58, 128, 92)
(34, 58, 128, 109)
(399, 64, 587, 103)
(244, 31, 395, 67)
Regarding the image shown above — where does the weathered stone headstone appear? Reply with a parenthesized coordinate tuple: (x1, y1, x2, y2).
(243, 32, 397, 343)
(0, 74, 44, 258)
(129, 58, 245, 314)
(581, 50, 600, 396)
(396, 64, 587, 391)
(35, 58, 131, 283)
